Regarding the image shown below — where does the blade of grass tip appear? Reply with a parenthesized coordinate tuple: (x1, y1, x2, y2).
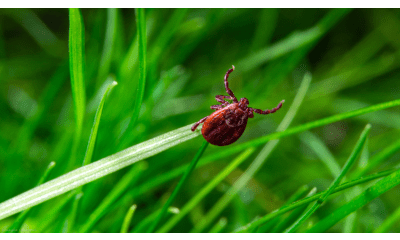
(83, 80, 118, 166)
(237, 9, 351, 72)
(272, 188, 317, 233)
(147, 141, 209, 233)
(69, 8, 86, 169)
(79, 162, 147, 233)
(158, 148, 255, 233)
(118, 8, 147, 150)
(0, 123, 200, 221)
(209, 218, 227, 233)
(307, 166, 400, 233)
(65, 80, 117, 232)
(257, 185, 311, 233)
(285, 124, 371, 233)
(200, 98, 400, 170)
(192, 72, 312, 233)
(234, 168, 398, 233)
(4, 161, 56, 233)
(96, 8, 118, 88)
(120, 204, 137, 233)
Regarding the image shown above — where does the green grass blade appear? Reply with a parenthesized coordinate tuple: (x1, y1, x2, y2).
(83, 80, 118, 166)
(238, 9, 351, 72)
(69, 8, 86, 168)
(148, 141, 209, 232)
(79, 162, 146, 232)
(120, 204, 137, 233)
(96, 8, 118, 86)
(0, 124, 200, 221)
(192, 72, 312, 233)
(285, 124, 371, 232)
(234, 168, 398, 233)
(4, 161, 56, 233)
(158, 148, 255, 233)
(119, 8, 147, 149)
(209, 218, 227, 233)
(307, 167, 400, 232)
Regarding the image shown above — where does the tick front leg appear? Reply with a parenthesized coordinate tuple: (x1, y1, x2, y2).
(224, 66, 238, 103)
(252, 100, 285, 115)
(215, 95, 231, 105)
(191, 116, 208, 131)
(211, 104, 224, 110)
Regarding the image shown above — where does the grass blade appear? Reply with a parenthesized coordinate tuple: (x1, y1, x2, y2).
(285, 124, 371, 232)
(307, 166, 400, 232)
(0, 124, 200, 221)
(83, 80, 118, 166)
(69, 8, 86, 168)
(234, 168, 398, 233)
(148, 141, 209, 232)
(120, 204, 137, 233)
(209, 218, 227, 233)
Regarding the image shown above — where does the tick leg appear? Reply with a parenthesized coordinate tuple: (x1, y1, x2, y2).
(224, 65, 238, 103)
(191, 116, 208, 131)
(211, 104, 224, 110)
(215, 95, 231, 105)
(252, 100, 285, 115)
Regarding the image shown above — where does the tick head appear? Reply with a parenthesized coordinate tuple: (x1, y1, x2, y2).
(239, 98, 249, 110)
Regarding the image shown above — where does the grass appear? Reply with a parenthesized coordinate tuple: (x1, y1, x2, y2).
(2, 8, 400, 233)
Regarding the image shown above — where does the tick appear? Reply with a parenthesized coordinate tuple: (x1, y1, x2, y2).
(191, 65, 285, 146)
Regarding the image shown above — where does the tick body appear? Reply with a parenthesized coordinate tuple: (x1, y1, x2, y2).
(191, 65, 285, 146)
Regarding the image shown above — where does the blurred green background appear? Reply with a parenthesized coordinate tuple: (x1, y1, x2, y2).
(1, 8, 400, 233)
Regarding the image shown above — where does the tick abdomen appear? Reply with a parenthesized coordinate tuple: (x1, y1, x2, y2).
(201, 104, 248, 146)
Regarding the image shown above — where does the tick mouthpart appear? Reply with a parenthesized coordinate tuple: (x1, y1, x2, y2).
(232, 65, 235, 70)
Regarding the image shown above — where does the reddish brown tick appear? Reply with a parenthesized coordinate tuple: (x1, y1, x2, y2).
(191, 65, 285, 146)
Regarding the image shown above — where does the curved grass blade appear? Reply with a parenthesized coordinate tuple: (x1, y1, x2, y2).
(306, 166, 400, 232)
(148, 141, 209, 232)
(285, 124, 371, 232)
(234, 168, 398, 233)
(120, 204, 137, 233)
(83, 80, 118, 166)
(209, 218, 227, 233)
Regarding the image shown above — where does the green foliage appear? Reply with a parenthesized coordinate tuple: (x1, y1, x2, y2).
(2, 8, 400, 233)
